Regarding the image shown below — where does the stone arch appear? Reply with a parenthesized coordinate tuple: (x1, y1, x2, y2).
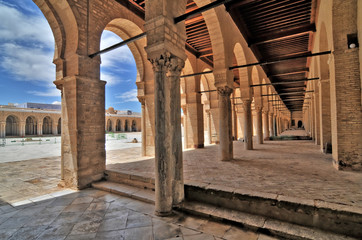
(6, 115, 19, 136)
(132, 120, 137, 132)
(193, 0, 228, 70)
(233, 43, 249, 89)
(43, 116, 53, 135)
(319, 22, 330, 80)
(58, 118, 61, 134)
(104, 19, 146, 83)
(25, 116, 37, 136)
(116, 119, 122, 132)
(107, 119, 113, 132)
(32, 0, 78, 79)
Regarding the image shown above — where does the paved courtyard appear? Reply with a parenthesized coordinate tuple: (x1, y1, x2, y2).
(0, 130, 361, 239)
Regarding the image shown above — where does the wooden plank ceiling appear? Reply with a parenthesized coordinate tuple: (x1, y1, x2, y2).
(115, 0, 316, 111)
(115, 0, 213, 67)
(226, 0, 316, 111)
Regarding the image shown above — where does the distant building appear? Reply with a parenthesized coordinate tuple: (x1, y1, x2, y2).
(0, 104, 141, 137)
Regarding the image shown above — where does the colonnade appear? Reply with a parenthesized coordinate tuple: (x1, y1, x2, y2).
(32, 0, 361, 217)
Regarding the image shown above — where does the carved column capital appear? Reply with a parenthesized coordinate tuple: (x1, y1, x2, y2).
(149, 51, 185, 76)
(138, 97, 145, 105)
(217, 86, 233, 97)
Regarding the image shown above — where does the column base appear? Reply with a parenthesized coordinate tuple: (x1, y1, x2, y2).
(155, 210, 174, 217)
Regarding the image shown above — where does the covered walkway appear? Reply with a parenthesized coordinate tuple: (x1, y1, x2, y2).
(107, 130, 362, 209)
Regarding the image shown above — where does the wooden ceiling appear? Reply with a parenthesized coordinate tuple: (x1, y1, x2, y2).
(226, 0, 316, 111)
(115, 0, 316, 111)
(115, 0, 213, 67)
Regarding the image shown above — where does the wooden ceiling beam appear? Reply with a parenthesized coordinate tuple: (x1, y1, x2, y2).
(249, 24, 315, 46)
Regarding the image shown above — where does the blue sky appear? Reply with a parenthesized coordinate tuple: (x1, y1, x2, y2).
(0, 0, 141, 112)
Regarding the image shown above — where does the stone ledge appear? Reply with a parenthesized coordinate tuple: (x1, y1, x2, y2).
(92, 181, 155, 204)
(178, 201, 358, 240)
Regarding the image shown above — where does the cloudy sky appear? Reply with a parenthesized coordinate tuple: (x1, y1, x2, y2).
(0, 0, 141, 112)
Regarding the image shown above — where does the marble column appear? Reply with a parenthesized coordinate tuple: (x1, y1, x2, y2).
(255, 107, 263, 144)
(138, 97, 147, 156)
(242, 99, 253, 150)
(268, 112, 274, 137)
(218, 86, 233, 161)
(263, 111, 270, 140)
(150, 53, 184, 215)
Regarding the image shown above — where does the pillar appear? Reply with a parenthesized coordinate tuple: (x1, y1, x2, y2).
(330, 0, 362, 170)
(319, 80, 332, 153)
(242, 99, 253, 150)
(313, 88, 321, 145)
(37, 123, 43, 136)
(19, 121, 26, 137)
(139, 97, 147, 156)
(255, 107, 263, 144)
(0, 122, 5, 138)
(268, 112, 274, 137)
(53, 123, 58, 135)
(236, 107, 244, 140)
(55, 76, 106, 189)
(148, 52, 185, 215)
(218, 86, 233, 161)
(184, 93, 204, 148)
(263, 110, 270, 140)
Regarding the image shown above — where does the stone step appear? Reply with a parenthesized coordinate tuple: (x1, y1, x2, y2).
(92, 181, 155, 204)
(177, 201, 357, 240)
(104, 170, 155, 191)
(184, 184, 362, 239)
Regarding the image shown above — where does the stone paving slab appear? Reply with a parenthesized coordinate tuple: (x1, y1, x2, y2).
(107, 131, 362, 209)
(0, 189, 275, 239)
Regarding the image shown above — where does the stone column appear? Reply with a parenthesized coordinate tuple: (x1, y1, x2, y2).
(184, 93, 204, 148)
(19, 121, 26, 137)
(263, 110, 270, 140)
(0, 122, 5, 138)
(313, 89, 321, 145)
(268, 112, 274, 137)
(242, 99, 253, 150)
(319, 79, 331, 153)
(139, 97, 147, 156)
(218, 86, 233, 161)
(53, 123, 58, 135)
(205, 109, 212, 144)
(37, 123, 43, 136)
(236, 107, 244, 140)
(330, 0, 361, 170)
(255, 107, 263, 144)
(273, 114, 277, 136)
(54, 76, 106, 189)
(149, 53, 185, 215)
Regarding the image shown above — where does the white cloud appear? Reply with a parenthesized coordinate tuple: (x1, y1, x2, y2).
(0, 43, 55, 82)
(100, 31, 135, 67)
(52, 101, 61, 105)
(101, 72, 122, 86)
(115, 89, 138, 103)
(0, 3, 54, 48)
(28, 88, 60, 97)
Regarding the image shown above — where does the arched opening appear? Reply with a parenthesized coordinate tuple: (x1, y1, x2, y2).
(132, 120, 137, 132)
(116, 119, 122, 132)
(57, 118, 61, 134)
(298, 120, 303, 128)
(42, 116, 52, 135)
(107, 119, 113, 132)
(6, 115, 19, 136)
(25, 116, 37, 136)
